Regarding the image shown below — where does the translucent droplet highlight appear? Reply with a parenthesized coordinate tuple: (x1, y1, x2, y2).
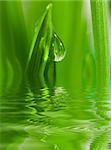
(50, 32, 66, 62)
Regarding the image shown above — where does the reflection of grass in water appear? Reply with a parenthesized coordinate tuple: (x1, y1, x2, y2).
(1, 85, 111, 150)
(90, 129, 111, 150)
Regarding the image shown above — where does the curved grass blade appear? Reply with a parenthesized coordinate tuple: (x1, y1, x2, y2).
(0, 1, 24, 91)
(26, 4, 53, 86)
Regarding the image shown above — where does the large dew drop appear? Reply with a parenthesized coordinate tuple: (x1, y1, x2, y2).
(50, 32, 66, 62)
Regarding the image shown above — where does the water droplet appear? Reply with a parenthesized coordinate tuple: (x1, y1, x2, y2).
(50, 32, 66, 62)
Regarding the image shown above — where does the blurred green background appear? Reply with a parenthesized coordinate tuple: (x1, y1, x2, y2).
(0, 0, 97, 94)
(1, 0, 111, 94)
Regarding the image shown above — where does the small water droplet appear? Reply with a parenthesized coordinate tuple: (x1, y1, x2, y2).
(50, 32, 66, 62)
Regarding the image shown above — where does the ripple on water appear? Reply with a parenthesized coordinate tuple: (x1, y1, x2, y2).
(0, 86, 111, 150)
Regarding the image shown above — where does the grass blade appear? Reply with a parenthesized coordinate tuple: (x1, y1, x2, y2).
(26, 4, 53, 87)
(90, 0, 110, 90)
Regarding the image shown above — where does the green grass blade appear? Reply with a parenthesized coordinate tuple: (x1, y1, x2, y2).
(0, 1, 25, 91)
(90, 0, 110, 90)
(26, 4, 53, 86)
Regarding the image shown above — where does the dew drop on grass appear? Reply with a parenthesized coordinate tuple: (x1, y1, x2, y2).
(50, 32, 66, 62)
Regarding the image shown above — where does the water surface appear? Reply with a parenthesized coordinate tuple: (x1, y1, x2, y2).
(0, 83, 111, 150)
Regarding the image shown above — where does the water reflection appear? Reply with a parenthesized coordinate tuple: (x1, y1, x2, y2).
(0, 84, 111, 150)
